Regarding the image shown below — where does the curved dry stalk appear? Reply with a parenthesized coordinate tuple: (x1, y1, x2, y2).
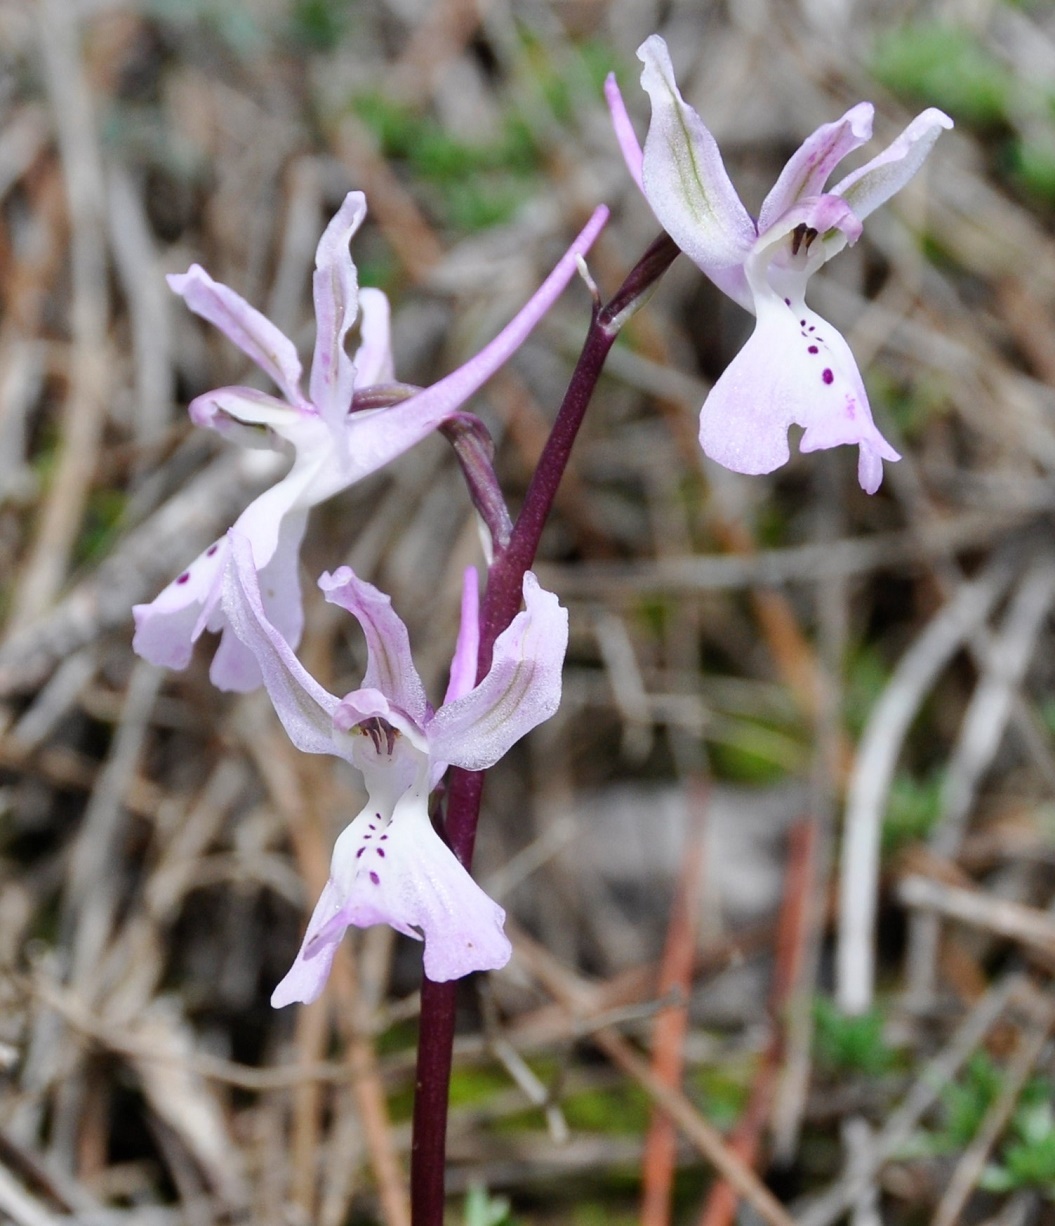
(836, 550, 1018, 1016)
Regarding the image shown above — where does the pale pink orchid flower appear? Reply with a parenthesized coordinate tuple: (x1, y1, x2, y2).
(606, 36, 953, 493)
(133, 192, 606, 691)
(221, 532, 568, 1000)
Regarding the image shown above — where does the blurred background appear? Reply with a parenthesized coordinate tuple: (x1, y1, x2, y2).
(2, 0, 1055, 1222)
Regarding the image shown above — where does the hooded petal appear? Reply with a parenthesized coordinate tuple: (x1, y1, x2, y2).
(221, 532, 341, 752)
(698, 296, 899, 492)
(332, 688, 430, 764)
(824, 107, 953, 259)
(638, 35, 756, 310)
(309, 192, 366, 435)
(443, 567, 480, 706)
(167, 265, 303, 405)
(428, 572, 567, 770)
(352, 287, 395, 387)
(132, 536, 228, 671)
(604, 72, 645, 193)
(758, 103, 874, 232)
(319, 568, 429, 727)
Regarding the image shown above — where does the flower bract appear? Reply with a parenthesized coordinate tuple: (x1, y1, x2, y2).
(221, 532, 568, 1000)
(607, 36, 953, 493)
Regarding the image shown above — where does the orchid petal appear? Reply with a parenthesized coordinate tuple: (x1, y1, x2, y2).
(604, 72, 644, 193)
(274, 768, 511, 1003)
(638, 35, 756, 310)
(758, 103, 874, 233)
(444, 567, 480, 705)
(370, 206, 607, 437)
(309, 192, 366, 435)
(429, 572, 567, 770)
(187, 386, 305, 436)
(131, 536, 228, 671)
(825, 108, 953, 257)
(227, 418, 332, 569)
(698, 297, 899, 491)
(352, 287, 395, 387)
(221, 532, 341, 752)
(330, 792, 510, 983)
(314, 205, 608, 486)
(270, 876, 347, 1007)
(319, 567, 429, 727)
(168, 265, 303, 405)
(209, 509, 309, 693)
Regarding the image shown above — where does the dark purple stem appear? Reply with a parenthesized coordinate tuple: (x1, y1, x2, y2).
(409, 231, 680, 1226)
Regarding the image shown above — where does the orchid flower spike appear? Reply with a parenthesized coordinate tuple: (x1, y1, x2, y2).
(134, 193, 606, 692)
(606, 36, 952, 494)
(221, 532, 568, 1000)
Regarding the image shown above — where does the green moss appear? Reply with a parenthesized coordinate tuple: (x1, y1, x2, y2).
(881, 770, 943, 854)
(1011, 135, 1055, 202)
(843, 647, 882, 731)
(689, 1057, 754, 1131)
(351, 93, 544, 234)
(707, 719, 805, 783)
(289, 0, 355, 51)
(871, 24, 1013, 126)
(561, 1081, 651, 1134)
(447, 1064, 511, 1109)
(76, 489, 129, 566)
(813, 997, 895, 1076)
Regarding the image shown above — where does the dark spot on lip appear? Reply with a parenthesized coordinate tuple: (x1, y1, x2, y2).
(790, 223, 807, 256)
(369, 871, 380, 885)
(377, 849, 385, 858)
(176, 572, 190, 585)
(822, 368, 834, 385)
(808, 345, 819, 354)
(356, 847, 364, 858)
(206, 543, 219, 557)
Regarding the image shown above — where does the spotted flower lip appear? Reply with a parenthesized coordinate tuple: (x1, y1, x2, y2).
(220, 532, 568, 1000)
(132, 194, 607, 692)
(606, 36, 953, 493)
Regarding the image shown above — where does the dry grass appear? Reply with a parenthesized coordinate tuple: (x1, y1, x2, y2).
(2, 0, 1055, 1222)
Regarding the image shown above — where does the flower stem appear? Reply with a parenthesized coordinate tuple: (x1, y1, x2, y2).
(408, 231, 680, 1226)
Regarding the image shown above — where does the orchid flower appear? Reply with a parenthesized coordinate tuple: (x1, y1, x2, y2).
(221, 532, 567, 1000)
(606, 36, 953, 493)
(133, 192, 606, 691)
